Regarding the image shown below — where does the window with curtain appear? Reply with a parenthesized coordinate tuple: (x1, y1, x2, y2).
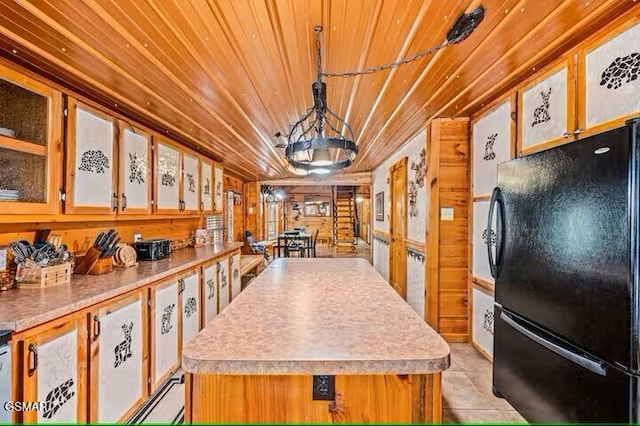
(266, 202, 277, 241)
(205, 214, 226, 243)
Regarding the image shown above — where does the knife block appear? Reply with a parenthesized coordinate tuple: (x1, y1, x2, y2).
(74, 247, 102, 275)
(89, 256, 113, 275)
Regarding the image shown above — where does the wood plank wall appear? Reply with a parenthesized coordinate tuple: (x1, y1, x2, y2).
(428, 118, 470, 341)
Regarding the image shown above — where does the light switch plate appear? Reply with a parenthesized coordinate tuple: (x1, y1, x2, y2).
(441, 207, 454, 221)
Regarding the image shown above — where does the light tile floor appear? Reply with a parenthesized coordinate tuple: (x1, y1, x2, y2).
(443, 343, 527, 423)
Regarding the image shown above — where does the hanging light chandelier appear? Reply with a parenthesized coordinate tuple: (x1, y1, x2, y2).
(278, 6, 485, 175)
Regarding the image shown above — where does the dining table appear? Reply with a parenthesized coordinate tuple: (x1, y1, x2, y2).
(276, 232, 312, 257)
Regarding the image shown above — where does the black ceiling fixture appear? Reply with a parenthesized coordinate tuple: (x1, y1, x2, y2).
(277, 6, 485, 176)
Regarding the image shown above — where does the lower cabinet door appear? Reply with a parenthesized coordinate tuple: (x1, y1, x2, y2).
(230, 252, 241, 300)
(202, 262, 218, 325)
(472, 285, 495, 359)
(22, 316, 87, 423)
(218, 257, 230, 312)
(151, 278, 179, 391)
(180, 269, 201, 347)
(91, 291, 147, 423)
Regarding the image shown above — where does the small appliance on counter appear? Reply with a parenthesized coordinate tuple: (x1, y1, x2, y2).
(134, 239, 171, 261)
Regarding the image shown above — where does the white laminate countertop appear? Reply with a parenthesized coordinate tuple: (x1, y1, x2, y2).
(182, 258, 450, 375)
(0, 242, 243, 332)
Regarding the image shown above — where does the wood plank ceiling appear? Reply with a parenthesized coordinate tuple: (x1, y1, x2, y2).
(0, 0, 635, 180)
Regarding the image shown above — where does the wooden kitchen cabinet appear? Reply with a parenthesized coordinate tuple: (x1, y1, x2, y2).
(213, 163, 224, 213)
(20, 314, 87, 423)
(230, 250, 241, 300)
(0, 63, 62, 215)
(89, 290, 148, 423)
(202, 260, 219, 325)
(217, 256, 230, 312)
(200, 159, 213, 213)
(150, 277, 179, 391)
(65, 98, 117, 215)
(182, 152, 200, 213)
(117, 122, 152, 215)
(180, 268, 201, 348)
(154, 138, 182, 214)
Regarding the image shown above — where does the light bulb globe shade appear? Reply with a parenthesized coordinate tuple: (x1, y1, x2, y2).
(310, 148, 333, 166)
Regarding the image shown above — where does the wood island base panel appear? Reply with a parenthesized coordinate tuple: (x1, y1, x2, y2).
(185, 373, 442, 423)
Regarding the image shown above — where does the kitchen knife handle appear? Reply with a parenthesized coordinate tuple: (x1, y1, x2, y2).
(112, 192, 119, 212)
(27, 343, 37, 376)
(122, 193, 127, 211)
(487, 187, 505, 279)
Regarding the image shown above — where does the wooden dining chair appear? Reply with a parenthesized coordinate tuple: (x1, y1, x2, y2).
(305, 229, 319, 258)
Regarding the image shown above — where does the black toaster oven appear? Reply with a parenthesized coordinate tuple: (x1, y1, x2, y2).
(133, 239, 171, 261)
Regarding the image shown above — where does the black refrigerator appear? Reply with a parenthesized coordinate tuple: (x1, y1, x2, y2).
(490, 117, 640, 422)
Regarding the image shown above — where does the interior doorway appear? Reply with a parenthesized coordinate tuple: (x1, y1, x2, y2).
(389, 158, 407, 299)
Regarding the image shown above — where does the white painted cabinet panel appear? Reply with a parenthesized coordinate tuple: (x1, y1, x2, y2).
(181, 271, 200, 346)
(521, 67, 570, 150)
(230, 252, 241, 300)
(472, 286, 495, 358)
(218, 257, 230, 312)
(36, 330, 78, 423)
(155, 142, 180, 211)
(201, 161, 213, 212)
(213, 164, 224, 213)
(202, 262, 218, 325)
(119, 126, 151, 212)
(152, 280, 179, 387)
(71, 105, 115, 209)
(95, 297, 144, 423)
(182, 153, 199, 211)
(586, 22, 640, 129)
(472, 101, 511, 197)
(472, 200, 494, 285)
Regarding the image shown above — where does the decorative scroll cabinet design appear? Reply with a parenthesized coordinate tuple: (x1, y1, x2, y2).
(117, 123, 152, 214)
(66, 100, 117, 214)
(213, 163, 224, 213)
(21, 316, 87, 423)
(217, 257, 230, 312)
(200, 160, 214, 213)
(202, 260, 219, 325)
(89, 290, 147, 423)
(180, 270, 201, 347)
(0, 64, 62, 215)
(230, 252, 241, 300)
(155, 139, 181, 214)
(182, 153, 200, 213)
(151, 278, 179, 391)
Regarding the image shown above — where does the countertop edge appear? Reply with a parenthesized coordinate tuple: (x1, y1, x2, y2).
(181, 354, 451, 376)
(1, 243, 243, 333)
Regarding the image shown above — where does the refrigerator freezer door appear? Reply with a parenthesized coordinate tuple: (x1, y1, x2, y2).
(495, 124, 634, 367)
(493, 306, 635, 422)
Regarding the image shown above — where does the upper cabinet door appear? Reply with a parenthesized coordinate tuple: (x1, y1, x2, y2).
(21, 316, 87, 423)
(213, 163, 224, 213)
(472, 100, 513, 198)
(0, 64, 62, 215)
(66, 99, 117, 214)
(518, 59, 575, 155)
(200, 160, 213, 213)
(581, 20, 640, 136)
(118, 123, 151, 214)
(154, 139, 181, 214)
(182, 153, 199, 212)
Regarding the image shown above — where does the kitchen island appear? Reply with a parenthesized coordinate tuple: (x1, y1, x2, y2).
(182, 258, 450, 423)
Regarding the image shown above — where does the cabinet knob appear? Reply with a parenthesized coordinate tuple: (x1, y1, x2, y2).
(93, 315, 101, 340)
(574, 128, 583, 135)
(112, 193, 119, 212)
(562, 132, 571, 138)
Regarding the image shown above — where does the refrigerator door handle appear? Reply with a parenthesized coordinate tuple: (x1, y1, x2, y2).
(487, 187, 505, 278)
(500, 311, 607, 377)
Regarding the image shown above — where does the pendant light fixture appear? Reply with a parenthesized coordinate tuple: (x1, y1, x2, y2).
(277, 6, 485, 175)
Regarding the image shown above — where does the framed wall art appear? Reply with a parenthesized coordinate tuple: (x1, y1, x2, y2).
(375, 191, 384, 221)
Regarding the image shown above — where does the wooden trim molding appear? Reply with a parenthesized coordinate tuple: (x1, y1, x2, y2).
(471, 276, 495, 295)
(373, 229, 390, 244)
(404, 238, 425, 253)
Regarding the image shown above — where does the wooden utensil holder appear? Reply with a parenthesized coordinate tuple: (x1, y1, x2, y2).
(89, 256, 113, 275)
